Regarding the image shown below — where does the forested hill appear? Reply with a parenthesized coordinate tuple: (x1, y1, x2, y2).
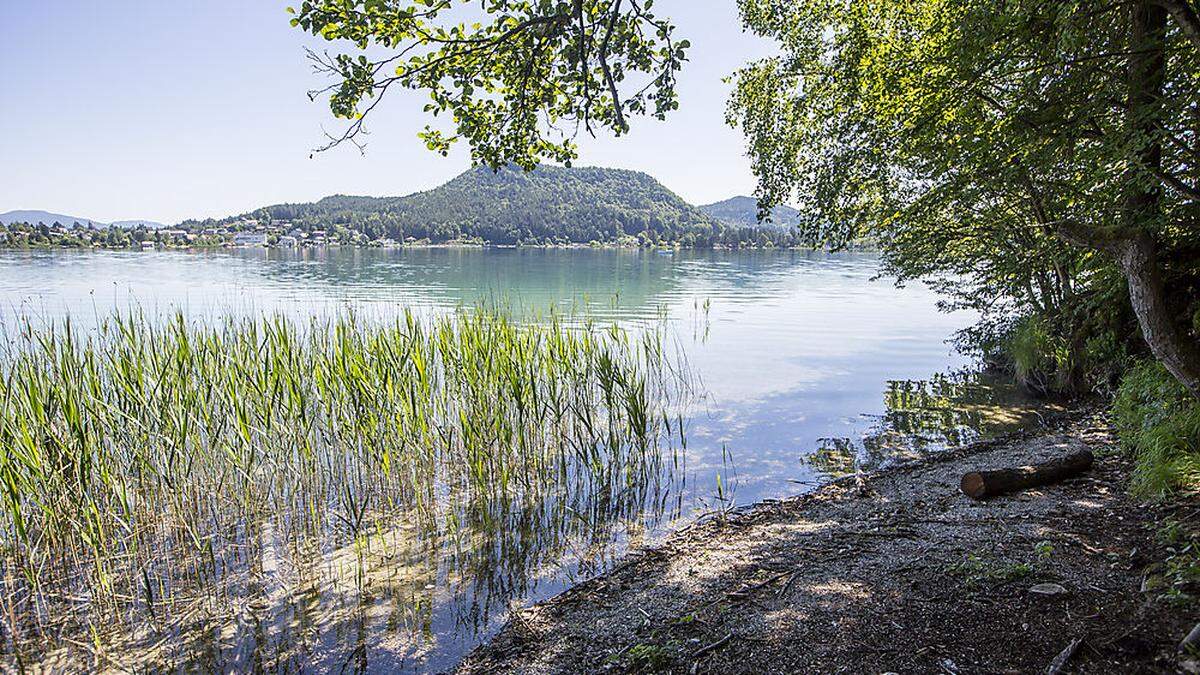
(184, 165, 804, 247)
(0, 210, 104, 227)
(699, 196, 802, 228)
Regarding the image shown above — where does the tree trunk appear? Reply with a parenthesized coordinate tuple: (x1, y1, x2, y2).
(1115, 233, 1200, 397)
(1119, 2, 1200, 399)
(1153, 0, 1200, 52)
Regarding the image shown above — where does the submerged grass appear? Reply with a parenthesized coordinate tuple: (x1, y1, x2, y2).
(0, 307, 692, 665)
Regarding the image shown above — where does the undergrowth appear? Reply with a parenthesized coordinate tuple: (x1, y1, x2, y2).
(1113, 360, 1200, 498)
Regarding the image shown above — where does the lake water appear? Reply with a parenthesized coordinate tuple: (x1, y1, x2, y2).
(0, 248, 1041, 672)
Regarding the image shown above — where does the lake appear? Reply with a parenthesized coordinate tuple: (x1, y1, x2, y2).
(0, 248, 1041, 672)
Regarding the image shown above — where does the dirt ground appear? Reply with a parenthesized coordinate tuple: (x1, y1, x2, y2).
(458, 410, 1200, 674)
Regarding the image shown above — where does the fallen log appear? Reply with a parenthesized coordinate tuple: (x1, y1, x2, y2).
(960, 450, 1094, 500)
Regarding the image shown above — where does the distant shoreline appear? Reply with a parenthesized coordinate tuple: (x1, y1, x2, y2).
(0, 241, 878, 253)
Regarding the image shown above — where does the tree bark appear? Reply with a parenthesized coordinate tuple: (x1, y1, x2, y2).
(1114, 233, 1200, 397)
(1119, 1, 1200, 399)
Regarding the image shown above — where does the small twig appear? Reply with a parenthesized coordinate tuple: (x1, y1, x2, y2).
(692, 631, 733, 659)
(726, 569, 792, 601)
(778, 569, 804, 597)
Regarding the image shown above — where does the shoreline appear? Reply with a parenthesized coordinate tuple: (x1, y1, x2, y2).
(456, 407, 1199, 674)
(0, 241, 880, 254)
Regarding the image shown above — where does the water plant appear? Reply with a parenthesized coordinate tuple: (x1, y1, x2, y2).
(0, 307, 692, 668)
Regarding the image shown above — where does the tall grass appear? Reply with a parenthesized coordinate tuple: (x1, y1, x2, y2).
(0, 307, 691, 665)
(1113, 360, 1200, 498)
(1004, 316, 1073, 394)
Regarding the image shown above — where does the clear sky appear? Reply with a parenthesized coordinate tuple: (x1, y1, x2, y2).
(0, 1, 776, 225)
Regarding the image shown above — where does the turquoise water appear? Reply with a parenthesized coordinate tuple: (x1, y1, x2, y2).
(0, 247, 1034, 671)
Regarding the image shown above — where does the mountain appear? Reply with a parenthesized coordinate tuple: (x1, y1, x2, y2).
(185, 165, 801, 248)
(0, 211, 165, 229)
(0, 210, 105, 227)
(699, 196, 803, 228)
(384, 164, 717, 244)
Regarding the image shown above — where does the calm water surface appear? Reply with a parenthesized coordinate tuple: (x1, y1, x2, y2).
(0, 248, 1039, 672)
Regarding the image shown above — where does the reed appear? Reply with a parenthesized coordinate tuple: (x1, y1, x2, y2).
(0, 307, 690, 663)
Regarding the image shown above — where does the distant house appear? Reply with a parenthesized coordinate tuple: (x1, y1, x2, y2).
(277, 235, 298, 248)
(232, 232, 268, 247)
(140, 240, 156, 251)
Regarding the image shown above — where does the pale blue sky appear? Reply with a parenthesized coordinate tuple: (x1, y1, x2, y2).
(0, 1, 775, 225)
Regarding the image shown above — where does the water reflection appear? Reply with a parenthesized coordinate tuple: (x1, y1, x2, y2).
(0, 247, 866, 327)
(128, 485, 675, 673)
(6, 310, 688, 674)
(806, 370, 1050, 480)
(0, 249, 1043, 672)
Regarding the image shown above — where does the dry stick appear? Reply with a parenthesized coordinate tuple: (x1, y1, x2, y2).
(1046, 637, 1082, 675)
(692, 631, 732, 659)
(778, 569, 804, 597)
(1181, 622, 1200, 654)
(730, 569, 792, 595)
(960, 450, 1094, 500)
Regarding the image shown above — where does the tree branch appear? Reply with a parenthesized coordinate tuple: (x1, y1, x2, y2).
(1151, 0, 1200, 51)
(598, 0, 627, 133)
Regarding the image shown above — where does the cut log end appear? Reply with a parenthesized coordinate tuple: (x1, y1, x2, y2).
(960, 472, 987, 500)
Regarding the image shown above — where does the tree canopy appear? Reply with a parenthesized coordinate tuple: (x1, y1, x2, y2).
(291, 0, 1200, 399)
(291, 0, 688, 166)
(727, 0, 1200, 396)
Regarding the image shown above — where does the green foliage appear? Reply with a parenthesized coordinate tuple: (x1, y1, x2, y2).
(726, 0, 1200, 396)
(1113, 360, 1200, 497)
(729, 0, 1199, 244)
(945, 552, 1033, 588)
(623, 643, 673, 672)
(1148, 518, 1200, 607)
(991, 290, 1135, 397)
(184, 165, 807, 248)
(0, 221, 156, 250)
(1033, 541, 1055, 561)
(699, 196, 803, 229)
(289, 0, 686, 164)
(1006, 316, 1070, 395)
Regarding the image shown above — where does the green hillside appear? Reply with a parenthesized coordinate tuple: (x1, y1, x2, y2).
(185, 165, 804, 248)
(699, 196, 802, 228)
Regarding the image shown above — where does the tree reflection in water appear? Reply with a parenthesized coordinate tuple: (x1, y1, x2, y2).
(809, 369, 1054, 479)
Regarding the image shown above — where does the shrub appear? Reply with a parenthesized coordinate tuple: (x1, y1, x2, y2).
(1113, 361, 1200, 498)
(1005, 316, 1073, 395)
(997, 301, 1134, 397)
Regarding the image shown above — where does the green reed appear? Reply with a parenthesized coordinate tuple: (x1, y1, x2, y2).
(0, 307, 690, 652)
